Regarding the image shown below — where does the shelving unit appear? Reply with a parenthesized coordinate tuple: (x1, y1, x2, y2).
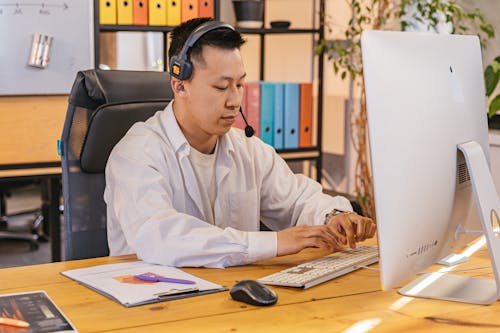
(93, 0, 325, 182)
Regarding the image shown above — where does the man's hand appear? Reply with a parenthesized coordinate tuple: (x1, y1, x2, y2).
(277, 225, 345, 256)
(325, 212, 376, 248)
(276, 213, 376, 257)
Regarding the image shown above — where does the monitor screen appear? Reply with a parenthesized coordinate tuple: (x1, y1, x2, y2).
(361, 30, 498, 304)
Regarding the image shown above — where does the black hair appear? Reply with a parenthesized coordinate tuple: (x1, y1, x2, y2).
(168, 18, 246, 68)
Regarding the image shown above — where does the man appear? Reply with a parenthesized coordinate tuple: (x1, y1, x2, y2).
(104, 18, 376, 268)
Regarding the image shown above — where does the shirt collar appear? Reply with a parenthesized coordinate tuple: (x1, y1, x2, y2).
(160, 100, 192, 158)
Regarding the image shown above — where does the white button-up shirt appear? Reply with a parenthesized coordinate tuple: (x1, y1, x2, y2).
(104, 101, 352, 268)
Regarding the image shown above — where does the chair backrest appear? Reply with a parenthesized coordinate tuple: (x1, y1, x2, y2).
(60, 69, 173, 260)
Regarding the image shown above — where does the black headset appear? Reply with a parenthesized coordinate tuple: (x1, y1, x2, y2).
(169, 21, 235, 81)
(169, 20, 255, 137)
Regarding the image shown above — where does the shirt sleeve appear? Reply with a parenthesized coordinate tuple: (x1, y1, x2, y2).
(257, 143, 353, 231)
(105, 145, 277, 268)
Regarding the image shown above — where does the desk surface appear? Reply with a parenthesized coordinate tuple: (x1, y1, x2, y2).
(0, 246, 498, 333)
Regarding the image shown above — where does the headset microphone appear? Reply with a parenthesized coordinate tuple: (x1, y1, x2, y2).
(239, 107, 255, 138)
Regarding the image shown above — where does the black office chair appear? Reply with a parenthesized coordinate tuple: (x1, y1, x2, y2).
(0, 181, 42, 250)
(60, 69, 173, 260)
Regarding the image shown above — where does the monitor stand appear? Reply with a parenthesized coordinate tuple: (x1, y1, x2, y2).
(399, 141, 500, 305)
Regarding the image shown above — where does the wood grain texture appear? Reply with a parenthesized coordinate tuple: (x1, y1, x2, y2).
(0, 245, 498, 332)
(0, 95, 67, 165)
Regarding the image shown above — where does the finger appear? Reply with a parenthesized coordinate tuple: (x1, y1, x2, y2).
(322, 230, 346, 251)
(355, 219, 366, 241)
(316, 238, 334, 252)
(330, 238, 346, 251)
(352, 216, 376, 240)
(319, 226, 347, 250)
(360, 218, 377, 239)
(318, 237, 346, 252)
(325, 222, 347, 245)
(319, 227, 345, 250)
(303, 236, 333, 252)
(368, 222, 377, 238)
(338, 216, 356, 248)
(301, 225, 339, 247)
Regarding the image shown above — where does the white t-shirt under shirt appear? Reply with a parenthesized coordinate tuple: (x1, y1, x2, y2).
(188, 143, 217, 225)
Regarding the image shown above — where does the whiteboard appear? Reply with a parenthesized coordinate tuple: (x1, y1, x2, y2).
(0, 1, 94, 95)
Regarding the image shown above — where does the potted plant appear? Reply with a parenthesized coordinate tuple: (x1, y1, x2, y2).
(486, 56, 500, 128)
(317, 0, 495, 218)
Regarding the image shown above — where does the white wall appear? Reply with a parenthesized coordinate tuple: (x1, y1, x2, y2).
(459, 0, 500, 66)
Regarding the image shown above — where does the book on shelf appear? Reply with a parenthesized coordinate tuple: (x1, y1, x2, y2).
(198, 0, 214, 18)
(260, 82, 275, 146)
(100, 0, 117, 25)
(117, 0, 134, 25)
(299, 82, 313, 148)
(245, 82, 261, 138)
(149, 0, 168, 26)
(284, 83, 300, 149)
(133, 0, 149, 25)
(167, 0, 182, 26)
(61, 261, 227, 308)
(181, 0, 199, 22)
(273, 83, 285, 149)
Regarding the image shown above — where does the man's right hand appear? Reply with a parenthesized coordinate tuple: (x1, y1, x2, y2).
(276, 225, 346, 256)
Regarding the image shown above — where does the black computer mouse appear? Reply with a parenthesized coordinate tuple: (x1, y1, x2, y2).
(230, 280, 278, 306)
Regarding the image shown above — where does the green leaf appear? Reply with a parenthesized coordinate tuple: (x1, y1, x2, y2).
(488, 94, 500, 118)
(314, 44, 324, 56)
(480, 23, 495, 39)
(485, 65, 500, 97)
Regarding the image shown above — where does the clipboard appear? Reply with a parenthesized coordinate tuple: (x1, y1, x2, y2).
(61, 261, 227, 307)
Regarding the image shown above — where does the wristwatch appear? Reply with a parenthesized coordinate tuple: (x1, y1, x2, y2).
(324, 208, 349, 224)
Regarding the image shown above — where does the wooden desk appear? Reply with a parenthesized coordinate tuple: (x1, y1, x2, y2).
(1, 246, 499, 332)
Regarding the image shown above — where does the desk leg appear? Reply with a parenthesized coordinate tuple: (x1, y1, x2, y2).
(48, 176, 61, 262)
(41, 181, 50, 240)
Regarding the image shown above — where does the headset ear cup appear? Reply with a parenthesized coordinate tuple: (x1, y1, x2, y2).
(169, 55, 192, 80)
(169, 55, 181, 79)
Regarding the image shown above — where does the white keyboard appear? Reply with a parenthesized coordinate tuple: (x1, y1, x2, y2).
(258, 246, 379, 289)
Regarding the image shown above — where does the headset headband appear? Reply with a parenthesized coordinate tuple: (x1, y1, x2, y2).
(170, 21, 235, 80)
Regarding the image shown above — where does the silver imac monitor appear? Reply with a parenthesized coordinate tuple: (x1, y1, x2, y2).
(362, 30, 500, 304)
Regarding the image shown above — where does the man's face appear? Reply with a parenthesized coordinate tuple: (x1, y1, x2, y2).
(182, 45, 246, 137)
